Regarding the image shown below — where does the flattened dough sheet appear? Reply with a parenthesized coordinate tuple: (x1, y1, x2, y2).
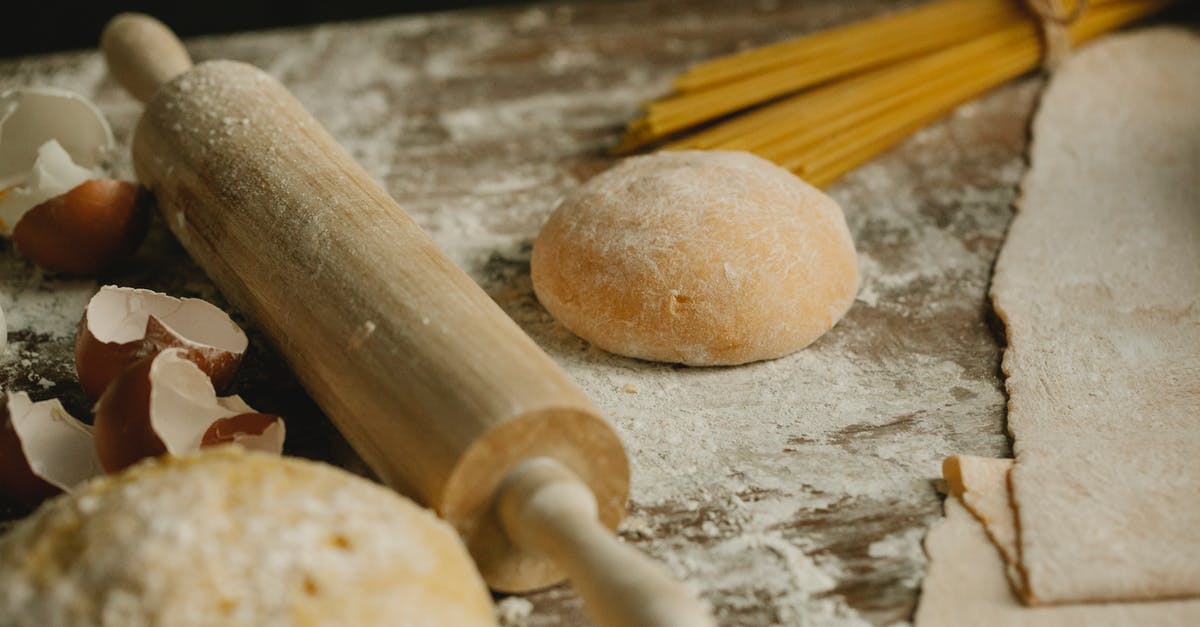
(916, 495, 1200, 626)
(990, 28, 1200, 604)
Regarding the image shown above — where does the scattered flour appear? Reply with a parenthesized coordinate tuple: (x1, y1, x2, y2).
(0, 278, 94, 340)
(496, 596, 535, 626)
(868, 528, 928, 587)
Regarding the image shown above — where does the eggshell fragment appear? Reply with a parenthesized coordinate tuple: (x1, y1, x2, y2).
(0, 86, 114, 235)
(0, 89, 147, 274)
(76, 286, 249, 401)
(0, 140, 95, 234)
(0, 87, 113, 190)
(0, 391, 101, 507)
(201, 412, 286, 453)
(12, 178, 148, 275)
(203, 396, 286, 453)
(93, 349, 283, 473)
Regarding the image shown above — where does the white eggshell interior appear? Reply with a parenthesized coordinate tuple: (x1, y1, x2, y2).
(213, 395, 285, 453)
(227, 418, 286, 454)
(7, 391, 102, 491)
(0, 140, 94, 235)
(148, 350, 238, 454)
(86, 285, 248, 353)
(0, 87, 113, 189)
(148, 350, 281, 456)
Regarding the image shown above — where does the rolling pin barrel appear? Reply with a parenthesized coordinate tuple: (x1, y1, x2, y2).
(128, 55, 627, 592)
(104, 13, 712, 626)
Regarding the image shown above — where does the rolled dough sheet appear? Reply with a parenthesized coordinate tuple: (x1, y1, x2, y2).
(914, 496, 1200, 627)
(990, 28, 1200, 603)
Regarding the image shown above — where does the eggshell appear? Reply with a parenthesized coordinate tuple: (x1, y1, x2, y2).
(91, 353, 161, 473)
(0, 86, 114, 236)
(201, 412, 286, 452)
(0, 391, 101, 507)
(12, 178, 148, 275)
(76, 286, 248, 401)
(93, 349, 282, 473)
(0, 407, 56, 507)
(0, 87, 113, 190)
(0, 140, 94, 234)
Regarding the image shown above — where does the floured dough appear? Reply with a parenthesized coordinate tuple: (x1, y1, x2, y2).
(531, 150, 858, 366)
(915, 496, 1200, 627)
(990, 28, 1200, 604)
(0, 448, 497, 627)
(942, 455, 1022, 590)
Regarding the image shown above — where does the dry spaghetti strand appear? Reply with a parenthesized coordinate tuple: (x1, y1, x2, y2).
(618, 0, 1132, 152)
(675, 0, 1026, 90)
(620, 0, 1171, 188)
(792, 0, 1170, 186)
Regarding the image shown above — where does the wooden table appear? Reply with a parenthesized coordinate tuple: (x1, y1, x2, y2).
(0, 1, 1061, 624)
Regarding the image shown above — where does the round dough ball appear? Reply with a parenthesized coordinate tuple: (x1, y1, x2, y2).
(531, 150, 858, 366)
(0, 448, 496, 627)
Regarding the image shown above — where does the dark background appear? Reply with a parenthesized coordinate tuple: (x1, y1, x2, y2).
(9, 2, 1199, 59)
(3, 1, 528, 59)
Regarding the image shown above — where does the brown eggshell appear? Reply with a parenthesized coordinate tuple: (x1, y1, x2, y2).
(12, 179, 148, 275)
(0, 391, 101, 507)
(0, 404, 59, 507)
(75, 286, 248, 402)
(94, 349, 283, 473)
(201, 413, 281, 447)
(75, 309, 149, 402)
(93, 353, 163, 473)
(144, 315, 242, 393)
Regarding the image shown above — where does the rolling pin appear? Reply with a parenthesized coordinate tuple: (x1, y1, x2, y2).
(101, 13, 713, 627)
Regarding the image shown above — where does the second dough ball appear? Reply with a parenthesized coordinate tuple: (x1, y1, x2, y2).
(0, 449, 497, 627)
(532, 150, 858, 366)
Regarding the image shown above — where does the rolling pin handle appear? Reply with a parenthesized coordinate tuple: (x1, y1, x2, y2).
(101, 13, 194, 103)
(498, 458, 715, 627)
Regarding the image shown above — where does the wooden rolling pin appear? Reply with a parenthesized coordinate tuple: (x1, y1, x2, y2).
(101, 13, 713, 627)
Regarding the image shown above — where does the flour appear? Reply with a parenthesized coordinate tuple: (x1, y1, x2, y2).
(868, 528, 927, 587)
(496, 596, 535, 626)
(0, 276, 93, 339)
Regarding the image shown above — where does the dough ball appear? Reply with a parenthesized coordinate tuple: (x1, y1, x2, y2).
(0, 448, 496, 627)
(531, 150, 858, 365)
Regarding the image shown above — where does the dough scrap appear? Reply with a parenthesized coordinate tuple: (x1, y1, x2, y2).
(942, 455, 1022, 591)
(990, 28, 1200, 604)
(0, 448, 497, 627)
(531, 150, 858, 366)
(915, 496, 1200, 627)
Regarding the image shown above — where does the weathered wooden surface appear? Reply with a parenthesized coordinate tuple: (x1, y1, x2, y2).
(0, 1, 1050, 624)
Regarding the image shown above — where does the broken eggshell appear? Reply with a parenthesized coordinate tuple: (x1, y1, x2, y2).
(93, 348, 284, 473)
(76, 286, 249, 401)
(0, 139, 94, 232)
(0, 391, 102, 507)
(0, 88, 147, 274)
(12, 175, 148, 275)
(0, 86, 114, 233)
(201, 396, 286, 451)
(0, 87, 113, 190)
